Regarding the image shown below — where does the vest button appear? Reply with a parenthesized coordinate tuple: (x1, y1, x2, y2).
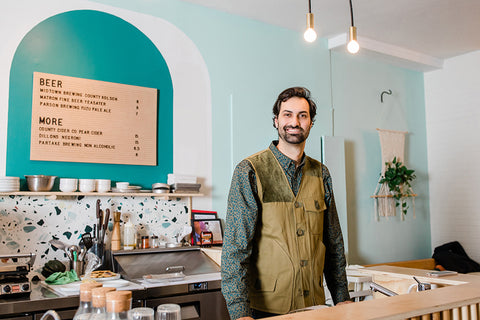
(296, 229, 305, 236)
(294, 202, 300, 208)
(315, 200, 320, 210)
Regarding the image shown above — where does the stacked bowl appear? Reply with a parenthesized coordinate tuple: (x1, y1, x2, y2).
(0, 176, 20, 192)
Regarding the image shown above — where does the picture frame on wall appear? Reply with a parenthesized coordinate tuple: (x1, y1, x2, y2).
(191, 219, 223, 246)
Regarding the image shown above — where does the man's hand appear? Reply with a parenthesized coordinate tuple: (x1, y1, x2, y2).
(336, 300, 354, 305)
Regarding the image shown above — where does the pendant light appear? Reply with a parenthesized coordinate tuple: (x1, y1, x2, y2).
(347, 0, 359, 54)
(303, 0, 317, 42)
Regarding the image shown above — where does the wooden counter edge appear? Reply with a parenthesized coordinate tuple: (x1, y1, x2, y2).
(265, 266, 480, 320)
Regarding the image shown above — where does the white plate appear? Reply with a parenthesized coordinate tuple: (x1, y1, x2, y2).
(102, 279, 130, 288)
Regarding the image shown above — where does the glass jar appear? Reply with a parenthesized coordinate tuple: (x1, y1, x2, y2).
(141, 236, 149, 249)
(73, 282, 103, 320)
(150, 235, 159, 248)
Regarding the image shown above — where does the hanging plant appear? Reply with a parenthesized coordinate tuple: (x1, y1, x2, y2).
(379, 157, 416, 215)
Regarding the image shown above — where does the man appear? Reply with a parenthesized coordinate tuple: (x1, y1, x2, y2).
(221, 87, 350, 320)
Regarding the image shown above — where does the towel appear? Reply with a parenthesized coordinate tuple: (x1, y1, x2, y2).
(45, 269, 80, 285)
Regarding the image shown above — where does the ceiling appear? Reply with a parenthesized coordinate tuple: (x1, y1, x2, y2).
(181, 0, 480, 62)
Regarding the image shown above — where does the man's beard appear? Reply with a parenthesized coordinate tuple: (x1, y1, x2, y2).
(278, 125, 309, 144)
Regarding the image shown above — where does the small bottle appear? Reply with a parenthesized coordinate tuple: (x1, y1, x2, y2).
(150, 235, 159, 248)
(89, 287, 116, 320)
(73, 282, 103, 320)
(105, 291, 132, 320)
(141, 236, 149, 249)
(123, 220, 136, 250)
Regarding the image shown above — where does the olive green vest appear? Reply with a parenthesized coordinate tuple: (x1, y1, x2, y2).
(247, 148, 327, 314)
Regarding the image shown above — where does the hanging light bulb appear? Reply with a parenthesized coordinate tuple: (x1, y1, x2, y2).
(347, 0, 360, 54)
(303, 0, 317, 42)
(347, 26, 359, 53)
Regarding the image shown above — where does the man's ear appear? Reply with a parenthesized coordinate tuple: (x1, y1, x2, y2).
(274, 117, 279, 129)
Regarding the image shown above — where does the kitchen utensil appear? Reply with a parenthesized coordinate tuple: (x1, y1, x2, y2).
(79, 248, 86, 262)
(101, 208, 110, 243)
(25, 175, 56, 191)
(48, 239, 67, 251)
(81, 233, 93, 251)
(96, 199, 101, 239)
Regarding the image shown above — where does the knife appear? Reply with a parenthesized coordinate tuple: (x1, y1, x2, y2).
(96, 199, 101, 239)
(101, 208, 110, 244)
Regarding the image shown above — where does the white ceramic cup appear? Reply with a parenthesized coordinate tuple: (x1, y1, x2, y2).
(116, 182, 129, 189)
(59, 178, 78, 192)
(96, 179, 111, 193)
(78, 179, 96, 192)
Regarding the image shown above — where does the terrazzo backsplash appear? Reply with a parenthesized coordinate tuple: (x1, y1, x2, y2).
(0, 195, 191, 279)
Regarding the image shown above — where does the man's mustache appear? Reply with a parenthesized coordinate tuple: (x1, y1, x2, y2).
(283, 125, 303, 132)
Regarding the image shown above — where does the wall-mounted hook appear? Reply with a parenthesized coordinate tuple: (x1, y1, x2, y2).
(381, 89, 392, 103)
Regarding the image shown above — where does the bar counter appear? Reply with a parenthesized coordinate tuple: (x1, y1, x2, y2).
(267, 266, 480, 320)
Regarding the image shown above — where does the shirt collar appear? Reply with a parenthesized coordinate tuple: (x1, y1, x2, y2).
(269, 141, 306, 171)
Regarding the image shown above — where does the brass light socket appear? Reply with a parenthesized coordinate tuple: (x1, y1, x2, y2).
(349, 26, 357, 42)
(306, 13, 314, 29)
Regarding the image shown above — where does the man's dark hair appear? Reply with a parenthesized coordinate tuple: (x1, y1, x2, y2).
(272, 87, 317, 127)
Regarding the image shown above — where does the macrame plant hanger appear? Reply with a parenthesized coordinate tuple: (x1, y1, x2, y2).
(372, 128, 416, 221)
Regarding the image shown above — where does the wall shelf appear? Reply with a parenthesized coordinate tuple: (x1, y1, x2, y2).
(0, 192, 203, 216)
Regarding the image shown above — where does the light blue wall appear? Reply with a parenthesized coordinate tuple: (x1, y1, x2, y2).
(331, 51, 430, 264)
(82, 0, 431, 264)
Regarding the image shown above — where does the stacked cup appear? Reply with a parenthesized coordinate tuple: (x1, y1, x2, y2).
(96, 179, 111, 193)
(59, 178, 78, 192)
(79, 179, 96, 192)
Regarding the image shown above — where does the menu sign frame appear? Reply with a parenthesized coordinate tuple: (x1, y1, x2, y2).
(30, 72, 158, 166)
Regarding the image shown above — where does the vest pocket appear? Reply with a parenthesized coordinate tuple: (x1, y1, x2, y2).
(305, 199, 326, 235)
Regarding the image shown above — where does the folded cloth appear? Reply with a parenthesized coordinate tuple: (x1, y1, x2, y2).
(45, 269, 80, 285)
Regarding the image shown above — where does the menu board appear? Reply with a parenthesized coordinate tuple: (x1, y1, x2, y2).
(30, 72, 158, 165)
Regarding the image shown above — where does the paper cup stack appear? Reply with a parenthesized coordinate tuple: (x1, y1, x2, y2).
(0, 177, 20, 192)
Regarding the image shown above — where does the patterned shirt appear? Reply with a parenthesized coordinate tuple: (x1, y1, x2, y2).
(221, 141, 350, 320)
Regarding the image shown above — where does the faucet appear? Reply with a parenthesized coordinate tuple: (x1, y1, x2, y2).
(408, 276, 432, 293)
(370, 282, 398, 297)
(40, 310, 61, 320)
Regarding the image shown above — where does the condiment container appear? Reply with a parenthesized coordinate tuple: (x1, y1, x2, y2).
(123, 220, 136, 250)
(141, 236, 149, 249)
(150, 235, 159, 248)
(106, 290, 132, 320)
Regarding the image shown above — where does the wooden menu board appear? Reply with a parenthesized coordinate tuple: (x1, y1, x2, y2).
(30, 72, 158, 165)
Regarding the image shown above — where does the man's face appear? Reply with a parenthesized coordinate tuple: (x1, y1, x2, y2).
(274, 97, 313, 145)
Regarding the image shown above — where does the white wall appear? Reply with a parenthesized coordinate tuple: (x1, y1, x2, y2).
(425, 50, 480, 261)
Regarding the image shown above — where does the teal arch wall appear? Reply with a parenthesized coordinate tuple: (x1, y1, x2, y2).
(7, 10, 173, 188)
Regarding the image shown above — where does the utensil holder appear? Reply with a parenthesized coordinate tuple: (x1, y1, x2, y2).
(71, 260, 84, 276)
(90, 241, 106, 270)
